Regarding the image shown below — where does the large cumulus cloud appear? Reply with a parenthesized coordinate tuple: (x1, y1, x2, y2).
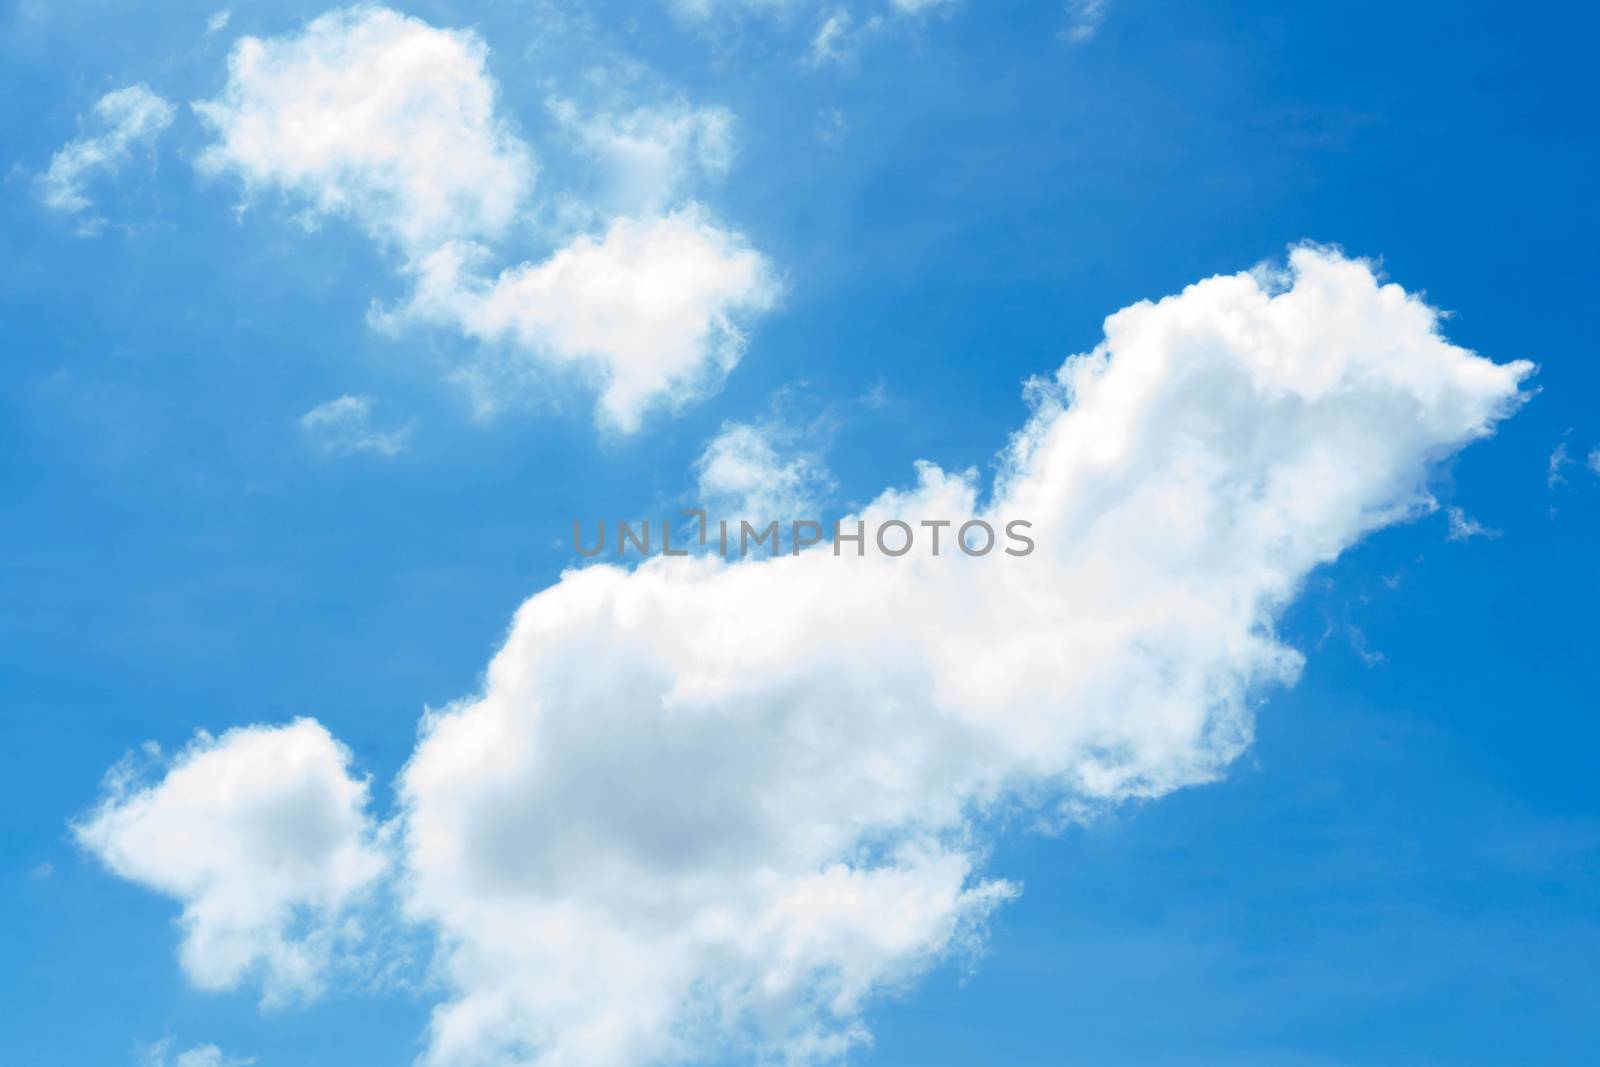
(396, 246, 1529, 1064)
(81, 247, 1529, 1065)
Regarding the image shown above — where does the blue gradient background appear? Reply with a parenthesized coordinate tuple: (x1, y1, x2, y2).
(1, 1, 1595, 1063)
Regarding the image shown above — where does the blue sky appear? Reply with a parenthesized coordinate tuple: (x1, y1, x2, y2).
(2, 2, 1597, 1065)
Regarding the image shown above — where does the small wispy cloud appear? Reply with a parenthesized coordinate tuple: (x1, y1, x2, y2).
(182, 1051, 249, 1067)
(695, 417, 835, 521)
(299, 395, 411, 458)
(816, 106, 849, 147)
(1446, 505, 1500, 542)
(1548, 440, 1572, 487)
(810, 8, 855, 66)
(206, 10, 231, 35)
(1064, 0, 1108, 43)
(36, 84, 175, 228)
(889, 0, 959, 13)
(806, 6, 896, 69)
(1346, 623, 1387, 667)
(141, 1039, 254, 1067)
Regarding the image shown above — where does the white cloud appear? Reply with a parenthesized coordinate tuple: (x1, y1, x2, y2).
(75, 720, 385, 1004)
(142, 1041, 254, 1067)
(300, 394, 411, 457)
(1063, 0, 1108, 42)
(1445, 505, 1499, 542)
(194, 6, 533, 257)
(37, 84, 175, 220)
(1589, 448, 1600, 476)
(81, 247, 1528, 1065)
(696, 418, 834, 519)
(397, 210, 778, 432)
(206, 10, 231, 35)
(195, 6, 776, 433)
(392, 246, 1529, 1066)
